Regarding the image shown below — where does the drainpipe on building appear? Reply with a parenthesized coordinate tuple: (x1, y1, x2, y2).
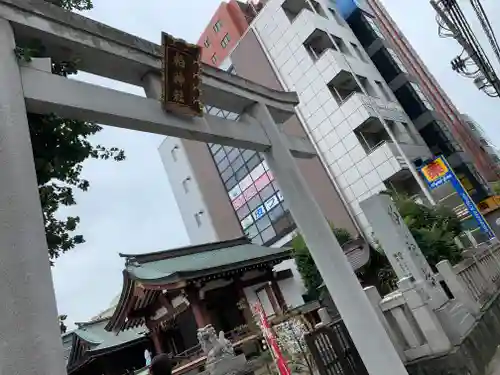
(306, 0, 436, 206)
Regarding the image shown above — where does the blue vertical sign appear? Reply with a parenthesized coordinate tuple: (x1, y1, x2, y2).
(420, 156, 495, 240)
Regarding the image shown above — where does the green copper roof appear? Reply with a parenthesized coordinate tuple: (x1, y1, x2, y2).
(74, 319, 145, 354)
(105, 237, 291, 333)
(125, 240, 290, 283)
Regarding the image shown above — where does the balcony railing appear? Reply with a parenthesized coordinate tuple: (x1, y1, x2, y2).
(339, 92, 408, 123)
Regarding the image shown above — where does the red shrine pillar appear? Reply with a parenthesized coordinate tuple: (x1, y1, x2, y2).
(151, 329, 163, 355)
(186, 287, 210, 328)
(146, 319, 164, 355)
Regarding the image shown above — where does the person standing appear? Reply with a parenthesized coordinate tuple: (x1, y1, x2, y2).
(149, 353, 174, 375)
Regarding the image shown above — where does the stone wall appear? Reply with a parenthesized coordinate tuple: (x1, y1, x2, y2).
(407, 293, 500, 375)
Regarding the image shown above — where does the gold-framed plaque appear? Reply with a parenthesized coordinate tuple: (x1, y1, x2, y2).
(161, 32, 203, 117)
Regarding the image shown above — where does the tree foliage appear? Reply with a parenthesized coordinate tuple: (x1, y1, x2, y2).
(491, 181, 500, 195)
(49, 0, 93, 11)
(392, 194, 463, 268)
(291, 195, 464, 298)
(17, 0, 125, 264)
(291, 225, 352, 297)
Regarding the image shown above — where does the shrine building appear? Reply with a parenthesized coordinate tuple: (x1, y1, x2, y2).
(104, 237, 318, 365)
(63, 317, 148, 375)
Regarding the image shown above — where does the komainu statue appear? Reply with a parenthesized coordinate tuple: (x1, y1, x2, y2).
(197, 325, 235, 366)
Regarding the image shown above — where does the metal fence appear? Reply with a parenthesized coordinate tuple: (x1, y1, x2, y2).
(304, 320, 368, 375)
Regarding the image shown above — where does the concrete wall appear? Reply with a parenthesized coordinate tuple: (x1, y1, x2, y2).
(159, 137, 243, 245)
(406, 293, 500, 375)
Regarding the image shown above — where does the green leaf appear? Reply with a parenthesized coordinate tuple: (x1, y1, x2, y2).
(291, 224, 353, 297)
(18, 0, 126, 265)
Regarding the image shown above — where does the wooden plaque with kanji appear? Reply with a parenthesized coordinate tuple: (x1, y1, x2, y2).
(161, 32, 202, 117)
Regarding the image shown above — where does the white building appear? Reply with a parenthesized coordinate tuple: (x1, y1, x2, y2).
(247, 0, 431, 237)
(159, 0, 432, 243)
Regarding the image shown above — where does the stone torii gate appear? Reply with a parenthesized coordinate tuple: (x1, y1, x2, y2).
(0, 1, 407, 375)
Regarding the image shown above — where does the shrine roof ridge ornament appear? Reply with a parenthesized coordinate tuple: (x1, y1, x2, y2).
(2, 0, 299, 113)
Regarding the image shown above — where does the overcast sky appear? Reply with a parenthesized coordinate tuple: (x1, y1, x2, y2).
(50, 0, 500, 327)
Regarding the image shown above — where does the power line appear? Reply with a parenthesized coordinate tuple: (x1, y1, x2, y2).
(430, 0, 500, 97)
(470, 0, 500, 67)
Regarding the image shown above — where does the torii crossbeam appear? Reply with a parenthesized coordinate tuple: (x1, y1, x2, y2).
(0, 1, 407, 375)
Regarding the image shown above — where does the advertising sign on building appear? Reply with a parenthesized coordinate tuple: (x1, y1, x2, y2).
(241, 191, 284, 230)
(420, 157, 453, 190)
(161, 32, 203, 117)
(231, 162, 275, 211)
(420, 156, 495, 239)
(253, 302, 291, 375)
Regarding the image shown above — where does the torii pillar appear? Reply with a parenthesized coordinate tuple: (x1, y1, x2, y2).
(0, 19, 66, 375)
(244, 104, 409, 375)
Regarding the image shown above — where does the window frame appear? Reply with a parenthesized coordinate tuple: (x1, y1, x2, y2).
(182, 177, 191, 193)
(350, 42, 367, 62)
(220, 33, 231, 49)
(213, 20, 222, 33)
(194, 211, 203, 227)
(365, 14, 385, 40)
(387, 48, 408, 74)
(171, 145, 179, 161)
(375, 80, 391, 101)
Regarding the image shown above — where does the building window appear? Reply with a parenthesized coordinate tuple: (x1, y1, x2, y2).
(221, 33, 231, 48)
(303, 29, 337, 60)
(350, 42, 367, 62)
(206, 110, 292, 245)
(358, 76, 377, 97)
(213, 20, 222, 33)
(227, 65, 236, 75)
(327, 73, 363, 104)
(354, 118, 391, 153)
(411, 83, 434, 111)
(400, 122, 418, 144)
(211, 53, 217, 65)
(364, 15, 385, 40)
(282, 0, 326, 22)
(328, 6, 344, 25)
(375, 80, 391, 101)
(332, 35, 350, 55)
(194, 210, 204, 227)
(182, 177, 191, 193)
(171, 145, 179, 161)
(386, 48, 408, 74)
(204, 37, 210, 48)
